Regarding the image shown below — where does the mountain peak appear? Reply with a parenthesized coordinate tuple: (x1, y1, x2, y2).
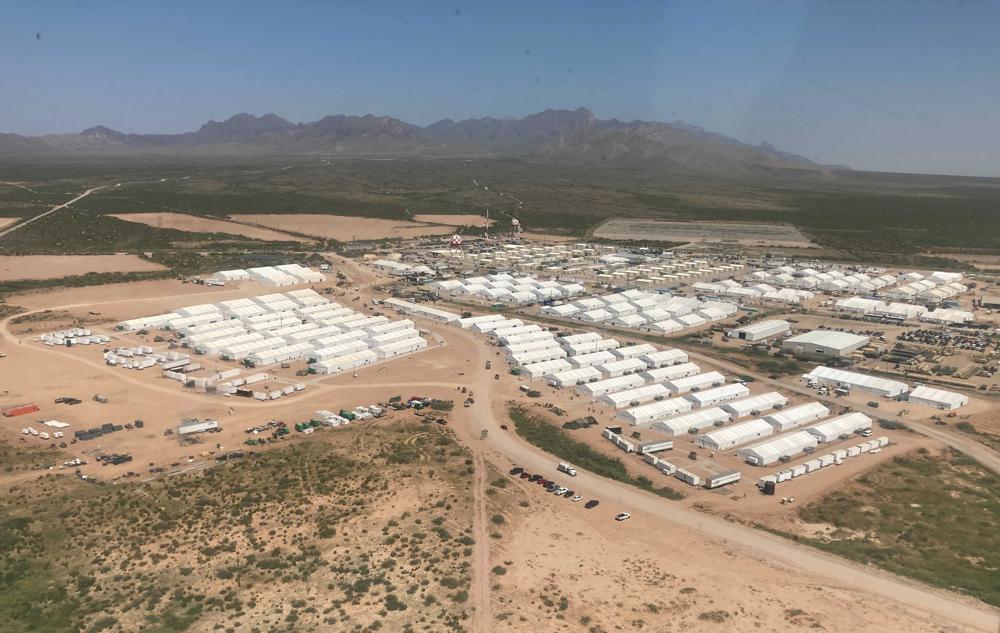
(5, 108, 833, 172)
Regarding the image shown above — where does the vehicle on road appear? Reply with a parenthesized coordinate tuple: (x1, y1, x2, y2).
(584, 500, 600, 509)
(556, 462, 577, 477)
(867, 401, 880, 408)
(614, 512, 631, 522)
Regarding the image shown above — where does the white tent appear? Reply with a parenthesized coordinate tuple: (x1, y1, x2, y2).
(906, 385, 968, 410)
(649, 407, 731, 435)
(805, 412, 872, 442)
(617, 397, 694, 426)
(599, 383, 672, 409)
(803, 366, 908, 398)
(720, 392, 788, 418)
(684, 383, 750, 408)
(575, 374, 646, 398)
(666, 371, 726, 394)
(546, 367, 603, 388)
(695, 418, 774, 451)
(737, 431, 818, 466)
(764, 402, 830, 432)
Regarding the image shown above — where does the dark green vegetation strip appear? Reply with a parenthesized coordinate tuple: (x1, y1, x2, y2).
(509, 405, 683, 500)
(0, 424, 474, 633)
(796, 448, 1000, 607)
(0, 270, 173, 299)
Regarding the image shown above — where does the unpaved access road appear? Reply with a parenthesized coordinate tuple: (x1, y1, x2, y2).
(0, 185, 106, 238)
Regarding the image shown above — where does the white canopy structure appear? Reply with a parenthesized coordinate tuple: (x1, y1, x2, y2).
(906, 385, 968, 410)
(695, 418, 775, 451)
(737, 431, 819, 466)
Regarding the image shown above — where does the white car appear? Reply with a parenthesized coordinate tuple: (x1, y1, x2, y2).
(614, 512, 631, 522)
(571, 495, 583, 502)
(554, 487, 569, 495)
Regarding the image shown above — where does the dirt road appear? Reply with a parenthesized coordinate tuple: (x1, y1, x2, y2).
(0, 185, 106, 238)
(469, 452, 492, 632)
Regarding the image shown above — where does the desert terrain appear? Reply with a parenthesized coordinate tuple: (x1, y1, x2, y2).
(110, 212, 310, 242)
(593, 219, 819, 248)
(229, 214, 458, 241)
(412, 213, 495, 227)
(0, 254, 168, 281)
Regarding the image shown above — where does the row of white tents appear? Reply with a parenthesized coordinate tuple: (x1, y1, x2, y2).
(834, 297, 973, 324)
(212, 264, 325, 286)
(114, 289, 427, 376)
(539, 288, 738, 335)
(432, 273, 586, 305)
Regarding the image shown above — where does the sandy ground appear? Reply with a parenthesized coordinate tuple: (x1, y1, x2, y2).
(0, 255, 168, 281)
(412, 213, 495, 227)
(594, 218, 818, 248)
(491, 492, 957, 633)
(0, 218, 18, 230)
(110, 212, 309, 242)
(229, 214, 457, 241)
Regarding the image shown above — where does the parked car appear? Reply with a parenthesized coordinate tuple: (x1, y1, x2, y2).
(509, 467, 524, 476)
(562, 490, 575, 498)
(614, 512, 631, 522)
(571, 495, 583, 502)
(519, 471, 531, 479)
(528, 474, 542, 482)
(584, 500, 600, 509)
(554, 486, 568, 495)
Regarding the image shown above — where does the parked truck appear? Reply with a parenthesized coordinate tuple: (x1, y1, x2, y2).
(557, 462, 577, 477)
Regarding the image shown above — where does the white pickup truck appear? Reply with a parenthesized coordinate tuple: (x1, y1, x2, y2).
(557, 462, 577, 477)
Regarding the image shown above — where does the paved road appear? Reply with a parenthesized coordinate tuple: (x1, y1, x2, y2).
(0, 185, 107, 238)
(441, 324, 1000, 633)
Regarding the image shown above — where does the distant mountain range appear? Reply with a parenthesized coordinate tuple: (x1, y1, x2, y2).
(0, 108, 843, 173)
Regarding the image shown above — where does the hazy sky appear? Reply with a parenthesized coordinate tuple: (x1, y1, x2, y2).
(1, 0, 998, 176)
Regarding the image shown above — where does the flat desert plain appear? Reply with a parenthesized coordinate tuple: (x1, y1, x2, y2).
(412, 213, 495, 227)
(491, 493, 952, 633)
(0, 217, 18, 230)
(0, 254, 167, 281)
(594, 218, 818, 248)
(229, 213, 457, 240)
(110, 212, 309, 242)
